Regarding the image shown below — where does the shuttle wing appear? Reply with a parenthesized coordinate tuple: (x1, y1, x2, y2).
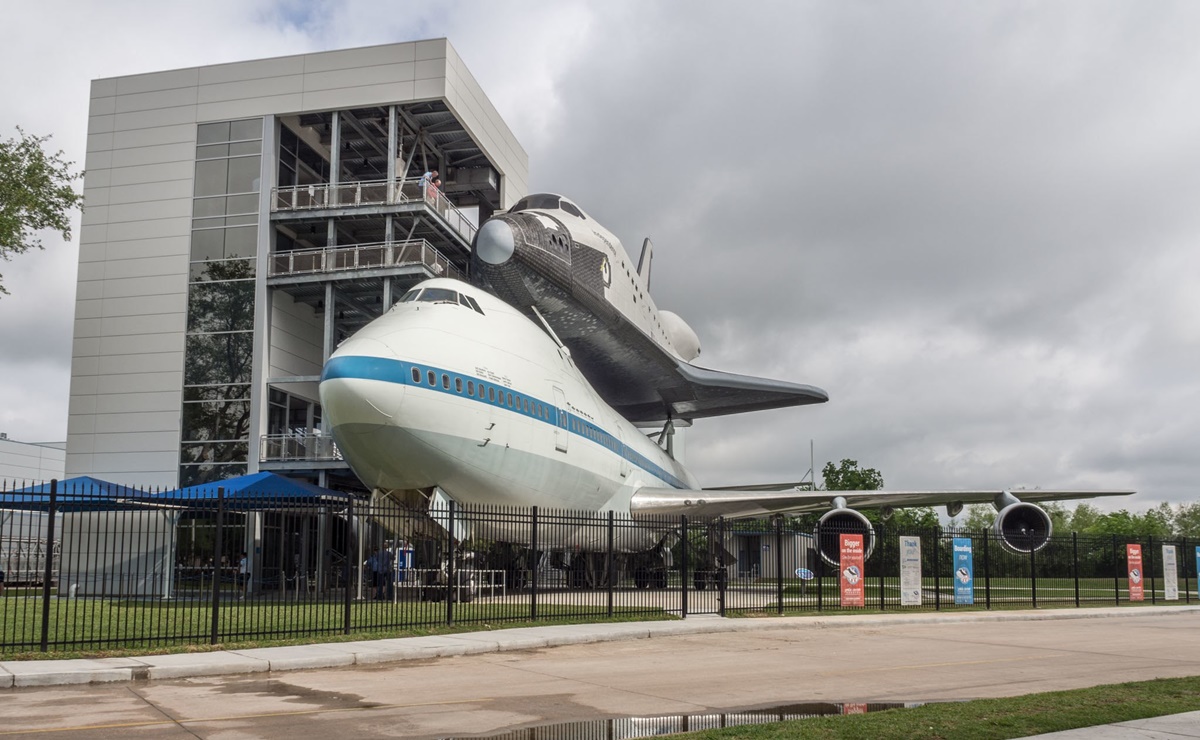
(628, 487, 1135, 520)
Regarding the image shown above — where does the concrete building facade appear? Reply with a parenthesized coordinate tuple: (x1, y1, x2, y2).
(68, 39, 528, 489)
(0, 436, 66, 483)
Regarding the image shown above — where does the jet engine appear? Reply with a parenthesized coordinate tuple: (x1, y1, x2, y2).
(992, 492, 1053, 553)
(813, 497, 876, 566)
(660, 310, 701, 361)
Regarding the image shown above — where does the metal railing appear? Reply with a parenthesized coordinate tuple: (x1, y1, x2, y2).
(268, 239, 462, 281)
(259, 434, 341, 463)
(2, 479, 1196, 654)
(272, 179, 477, 242)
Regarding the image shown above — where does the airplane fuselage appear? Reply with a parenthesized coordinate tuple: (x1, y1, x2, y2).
(319, 278, 698, 551)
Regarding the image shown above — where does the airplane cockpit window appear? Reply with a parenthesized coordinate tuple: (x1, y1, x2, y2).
(415, 288, 460, 304)
(400, 288, 422, 302)
(458, 293, 485, 315)
(559, 201, 585, 220)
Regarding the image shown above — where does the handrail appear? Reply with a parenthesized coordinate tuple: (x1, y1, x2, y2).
(259, 434, 341, 463)
(272, 179, 477, 242)
(268, 239, 463, 281)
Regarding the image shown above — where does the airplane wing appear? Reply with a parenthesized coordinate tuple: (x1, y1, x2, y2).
(629, 487, 1135, 520)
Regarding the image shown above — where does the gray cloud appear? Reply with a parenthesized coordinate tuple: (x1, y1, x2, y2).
(2, 1, 1196, 509)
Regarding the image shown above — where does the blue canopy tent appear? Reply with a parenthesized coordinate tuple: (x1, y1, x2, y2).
(163, 472, 353, 511)
(4, 476, 159, 511)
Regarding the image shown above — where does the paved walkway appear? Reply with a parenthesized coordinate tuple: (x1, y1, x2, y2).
(1, 605, 1198, 738)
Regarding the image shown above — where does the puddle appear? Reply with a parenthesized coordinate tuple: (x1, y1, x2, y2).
(442, 701, 924, 739)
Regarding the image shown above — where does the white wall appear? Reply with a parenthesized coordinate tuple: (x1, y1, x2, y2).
(0, 438, 66, 484)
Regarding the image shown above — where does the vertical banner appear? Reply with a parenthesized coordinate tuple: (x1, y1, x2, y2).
(1127, 544, 1144, 602)
(1196, 546, 1200, 599)
(899, 536, 923, 606)
(953, 537, 974, 605)
(839, 534, 865, 607)
(1162, 545, 1178, 601)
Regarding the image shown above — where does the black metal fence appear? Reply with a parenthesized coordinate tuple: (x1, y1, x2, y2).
(1, 480, 1195, 654)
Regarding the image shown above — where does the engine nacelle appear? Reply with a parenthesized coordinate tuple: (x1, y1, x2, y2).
(993, 501, 1053, 554)
(660, 310, 701, 361)
(813, 505, 876, 567)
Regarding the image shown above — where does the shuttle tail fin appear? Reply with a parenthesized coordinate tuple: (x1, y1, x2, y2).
(638, 237, 654, 290)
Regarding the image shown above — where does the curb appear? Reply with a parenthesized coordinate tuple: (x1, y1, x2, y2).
(2, 605, 1197, 688)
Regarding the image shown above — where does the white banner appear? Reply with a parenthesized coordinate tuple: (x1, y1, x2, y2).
(1163, 544, 1179, 601)
(900, 536, 922, 606)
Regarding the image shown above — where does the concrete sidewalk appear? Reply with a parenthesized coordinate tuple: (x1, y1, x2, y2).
(1026, 711, 1200, 738)
(2, 605, 1198, 689)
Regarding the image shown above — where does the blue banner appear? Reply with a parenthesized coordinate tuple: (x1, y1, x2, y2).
(1196, 547, 1200, 599)
(953, 537, 974, 605)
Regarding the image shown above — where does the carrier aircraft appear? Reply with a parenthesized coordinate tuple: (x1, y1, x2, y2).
(320, 196, 1133, 575)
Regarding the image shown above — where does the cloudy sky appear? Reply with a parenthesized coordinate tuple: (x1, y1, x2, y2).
(2, 1, 1197, 509)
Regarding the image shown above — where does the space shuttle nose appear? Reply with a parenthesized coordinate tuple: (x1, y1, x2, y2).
(475, 218, 516, 265)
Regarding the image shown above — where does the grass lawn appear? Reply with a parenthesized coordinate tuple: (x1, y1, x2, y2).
(676, 675, 1200, 739)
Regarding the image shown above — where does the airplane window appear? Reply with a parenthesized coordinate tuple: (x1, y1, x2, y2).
(464, 295, 485, 315)
(467, 381, 474, 395)
(455, 378, 463, 393)
(523, 398, 530, 413)
(417, 288, 460, 304)
(506, 392, 513, 407)
(442, 374, 450, 389)
(560, 201, 585, 219)
(427, 370, 436, 386)
(488, 387, 495, 402)
(411, 368, 421, 383)
(400, 288, 422, 302)
(479, 384, 486, 399)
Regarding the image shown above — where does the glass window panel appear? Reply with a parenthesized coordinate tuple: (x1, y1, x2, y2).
(194, 159, 229, 197)
(179, 460, 248, 487)
(225, 194, 259, 216)
(184, 332, 254, 385)
(229, 118, 263, 141)
(182, 400, 251, 442)
(223, 226, 258, 259)
(184, 384, 251, 402)
(229, 140, 262, 156)
(193, 197, 226, 218)
(191, 217, 226, 230)
(190, 257, 255, 283)
(187, 281, 255, 332)
(197, 122, 231, 145)
(226, 156, 261, 194)
(196, 143, 228, 159)
(190, 229, 224, 262)
(224, 214, 258, 227)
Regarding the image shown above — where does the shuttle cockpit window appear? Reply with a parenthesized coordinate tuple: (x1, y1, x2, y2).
(559, 201, 585, 220)
(510, 194, 561, 212)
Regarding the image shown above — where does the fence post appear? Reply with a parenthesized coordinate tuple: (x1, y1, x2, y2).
(1112, 534, 1121, 605)
(209, 487, 225, 646)
(775, 515, 784, 615)
(1147, 535, 1156, 605)
(39, 479, 59, 652)
(1185, 537, 1191, 605)
(607, 511, 615, 618)
(983, 530, 992, 610)
(1030, 540, 1038, 609)
(717, 517, 726, 618)
(530, 506, 538, 621)
(344, 498, 354, 634)
(446, 500, 456, 626)
(933, 531, 941, 611)
(877, 526, 885, 612)
(680, 515, 689, 618)
(1072, 532, 1080, 608)
(816, 527, 824, 613)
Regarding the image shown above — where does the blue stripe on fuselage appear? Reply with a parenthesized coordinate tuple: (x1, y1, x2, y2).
(322, 355, 688, 489)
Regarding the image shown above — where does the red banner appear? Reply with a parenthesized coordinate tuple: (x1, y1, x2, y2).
(840, 534, 865, 607)
(1127, 544, 1144, 602)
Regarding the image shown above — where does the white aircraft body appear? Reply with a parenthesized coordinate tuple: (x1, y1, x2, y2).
(320, 276, 1132, 565)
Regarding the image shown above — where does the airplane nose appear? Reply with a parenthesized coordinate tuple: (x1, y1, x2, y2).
(474, 218, 516, 265)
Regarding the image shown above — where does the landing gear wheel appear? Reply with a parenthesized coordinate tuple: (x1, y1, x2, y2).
(634, 568, 650, 589)
(694, 570, 710, 590)
(653, 569, 668, 589)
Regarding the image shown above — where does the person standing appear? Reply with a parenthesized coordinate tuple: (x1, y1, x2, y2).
(238, 552, 249, 600)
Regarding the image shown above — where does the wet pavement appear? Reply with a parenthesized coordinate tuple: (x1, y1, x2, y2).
(0, 607, 1197, 738)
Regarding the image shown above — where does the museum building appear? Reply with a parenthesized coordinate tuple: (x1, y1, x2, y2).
(66, 39, 528, 490)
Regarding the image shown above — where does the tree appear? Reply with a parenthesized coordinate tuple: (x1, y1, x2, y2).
(819, 458, 937, 529)
(0, 128, 83, 296)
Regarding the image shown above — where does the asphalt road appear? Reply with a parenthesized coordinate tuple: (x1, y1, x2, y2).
(2, 610, 1199, 739)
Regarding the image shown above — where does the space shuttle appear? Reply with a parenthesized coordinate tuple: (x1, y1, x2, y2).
(471, 193, 828, 423)
(319, 195, 1132, 576)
